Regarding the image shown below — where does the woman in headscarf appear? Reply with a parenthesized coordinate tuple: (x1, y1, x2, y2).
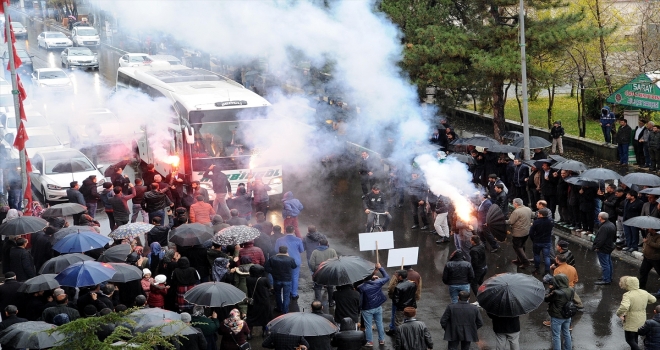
(171, 256, 199, 312)
(212, 257, 231, 283)
(31, 201, 44, 218)
(234, 256, 253, 316)
(160, 248, 179, 311)
(218, 308, 250, 350)
(2, 208, 21, 223)
(148, 242, 165, 274)
(245, 264, 273, 336)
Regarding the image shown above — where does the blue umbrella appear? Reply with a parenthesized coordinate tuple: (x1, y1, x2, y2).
(55, 261, 116, 287)
(52, 231, 111, 253)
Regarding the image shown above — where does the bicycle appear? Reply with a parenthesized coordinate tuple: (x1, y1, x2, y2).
(366, 211, 388, 232)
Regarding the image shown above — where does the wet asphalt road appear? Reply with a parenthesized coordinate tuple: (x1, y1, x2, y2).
(6, 11, 655, 350)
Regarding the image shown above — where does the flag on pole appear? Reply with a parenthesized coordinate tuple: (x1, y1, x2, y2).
(16, 74, 26, 101)
(7, 45, 21, 71)
(4, 23, 14, 44)
(13, 120, 28, 150)
(22, 149, 33, 216)
(0, 0, 9, 15)
(18, 97, 26, 121)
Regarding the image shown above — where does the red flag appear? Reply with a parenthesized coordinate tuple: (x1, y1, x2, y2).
(0, 0, 8, 15)
(6, 46, 21, 71)
(23, 149, 33, 216)
(16, 74, 26, 101)
(13, 120, 28, 150)
(18, 98, 26, 121)
(4, 20, 15, 44)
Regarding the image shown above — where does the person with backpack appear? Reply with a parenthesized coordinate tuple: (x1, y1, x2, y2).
(545, 274, 576, 350)
(616, 276, 657, 350)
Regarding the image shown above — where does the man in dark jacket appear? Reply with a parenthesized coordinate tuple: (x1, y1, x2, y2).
(441, 291, 482, 350)
(510, 159, 529, 206)
(311, 300, 334, 323)
(648, 124, 660, 171)
(551, 120, 565, 155)
(203, 164, 232, 220)
(391, 270, 417, 329)
(477, 194, 500, 252)
(488, 312, 520, 350)
(357, 263, 389, 346)
(330, 317, 366, 349)
(529, 208, 554, 275)
(443, 250, 474, 304)
(556, 170, 571, 224)
(639, 225, 660, 290)
(545, 274, 573, 350)
(469, 236, 487, 300)
(553, 240, 576, 267)
(178, 312, 207, 350)
(226, 208, 249, 226)
(540, 162, 558, 217)
(0, 305, 27, 350)
(332, 284, 360, 324)
(130, 178, 148, 223)
(80, 175, 101, 219)
(600, 184, 620, 224)
(623, 190, 644, 252)
(142, 183, 173, 225)
(265, 246, 297, 314)
(66, 181, 86, 225)
(593, 213, 616, 285)
(146, 215, 174, 247)
(600, 105, 616, 143)
(639, 305, 660, 349)
(309, 239, 336, 307)
(493, 184, 508, 216)
(358, 151, 378, 197)
(108, 185, 136, 227)
(0, 272, 25, 314)
(395, 307, 433, 350)
(364, 185, 391, 231)
(262, 332, 309, 350)
(617, 118, 633, 165)
(407, 173, 429, 230)
(31, 217, 64, 272)
(42, 291, 80, 324)
(248, 177, 271, 216)
(8, 238, 35, 282)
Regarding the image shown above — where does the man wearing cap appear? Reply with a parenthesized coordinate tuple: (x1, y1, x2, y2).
(552, 241, 576, 268)
(8, 238, 35, 282)
(0, 272, 24, 316)
(394, 307, 433, 350)
(440, 291, 482, 350)
(363, 185, 391, 232)
(42, 289, 80, 324)
(529, 208, 554, 275)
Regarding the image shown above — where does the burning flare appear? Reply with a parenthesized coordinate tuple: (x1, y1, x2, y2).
(165, 155, 180, 167)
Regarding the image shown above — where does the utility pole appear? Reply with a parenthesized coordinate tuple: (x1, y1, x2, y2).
(520, 0, 531, 160)
(4, 2, 28, 207)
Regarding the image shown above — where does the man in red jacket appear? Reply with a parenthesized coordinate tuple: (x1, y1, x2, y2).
(189, 195, 216, 224)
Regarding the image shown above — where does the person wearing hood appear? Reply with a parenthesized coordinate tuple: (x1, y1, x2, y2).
(545, 274, 574, 350)
(600, 105, 617, 144)
(281, 191, 304, 238)
(246, 264, 273, 336)
(32, 217, 65, 272)
(304, 225, 326, 266)
(80, 175, 101, 219)
(617, 118, 633, 165)
(617, 276, 657, 350)
(147, 275, 169, 308)
(212, 257, 232, 283)
(218, 308, 250, 350)
(148, 242, 165, 274)
(331, 317, 366, 350)
(171, 257, 200, 312)
(308, 238, 337, 306)
(443, 250, 474, 304)
(638, 305, 660, 350)
(550, 121, 565, 155)
(357, 263, 389, 346)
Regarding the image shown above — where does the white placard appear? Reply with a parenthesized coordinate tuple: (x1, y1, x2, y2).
(387, 247, 419, 268)
(358, 231, 394, 251)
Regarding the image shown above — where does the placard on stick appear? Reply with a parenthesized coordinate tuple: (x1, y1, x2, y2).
(358, 231, 394, 251)
(386, 247, 419, 268)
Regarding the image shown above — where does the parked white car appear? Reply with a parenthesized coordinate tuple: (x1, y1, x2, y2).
(31, 68, 73, 91)
(37, 31, 73, 50)
(70, 26, 100, 47)
(118, 53, 152, 67)
(11, 22, 26, 38)
(30, 148, 105, 203)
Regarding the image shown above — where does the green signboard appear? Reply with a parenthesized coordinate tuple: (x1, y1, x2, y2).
(606, 73, 660, 111)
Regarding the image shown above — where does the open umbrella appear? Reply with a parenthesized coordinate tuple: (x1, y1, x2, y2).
(551, 160, 588, 172)
(581, 168, 622, 181)
(212, 226, 261, 246)
(0, 321, 64, 349)
(53, 226, 98, 243)
(107, 263, 143, 283)
(621, 173, 660, 187)
(477, 273, 545, 317)
(548, 155, 567, 163)
(52, 231, 111, 253)
(18, 274, 59, 293)
(0, 216, 48, 236)
(487, 144, 520, 154)
(55, 260, 116, 287)
(313, 256, 374, 286)
(464, 136, 499, 148)
(128, 308, 182, 326)
(511, 136, 552, 149)
(447, 153, 475, 165)
(623, 216, 660, 230)
(183, 282, 246, 307)
(565, 176, 599, 187)
(109, 222, 154, 240)
(533, 159, 552, 169)
(640, 187, 660, 196)
(267, 312, 338, 337)
(449, 138, 470, 146)
(97, 244, 132, 263)
(169, 223, 214, 247)
(41, 203, 86, 219)
(39, 253, 94, 274)
(135, 319, 198, 336)
(486, 205, 507, 242)
(502, 131, 523, 141)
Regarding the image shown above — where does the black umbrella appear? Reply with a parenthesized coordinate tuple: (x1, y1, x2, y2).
(107, 263, 143, 283)
(267, 312, 339, 337)
(212, 226, 261, 246)
(621, 173, 660, 187)
(548, 154, 567, 163)
(449, 138, 470, 146)
(565, 176, 599, 187)
(623, 216, 660, 230)
(97, 244, 132, 263)
(39, 253, 94, 274)
(53, 226, 97, 243)
(169, 223, 214, 247)
(128, 308, 181, 326)
(464, 136, 499, 148)
(41, 203, 87, 218)
(313, 256, 374, 286)
(0, 216, 48, 236)
(502, 131, 523, 141)
(447, 153, 475, 165)
(135, 319, 198, 336)
(551, 160, 588, 172)
(183, 282, 246, 307)
(511, 136, 552, 149)
(640, 187, 660, 196)
(487, 144, 520, 154)
(477, 273, 545, 317)
(17, 274, 59, 293)
(532, 159, 552, 169)
(581, 168, 622, 181)
(486, 205, 507, 242)
(0, 321, 65, 349)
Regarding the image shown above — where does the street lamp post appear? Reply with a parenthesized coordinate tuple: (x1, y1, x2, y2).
(520, 0, 531, 160)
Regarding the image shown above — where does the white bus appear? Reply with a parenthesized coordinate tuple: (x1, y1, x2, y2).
(116, 64, 283, 198)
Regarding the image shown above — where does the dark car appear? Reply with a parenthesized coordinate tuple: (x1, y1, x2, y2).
(1, 49, 34, 77)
